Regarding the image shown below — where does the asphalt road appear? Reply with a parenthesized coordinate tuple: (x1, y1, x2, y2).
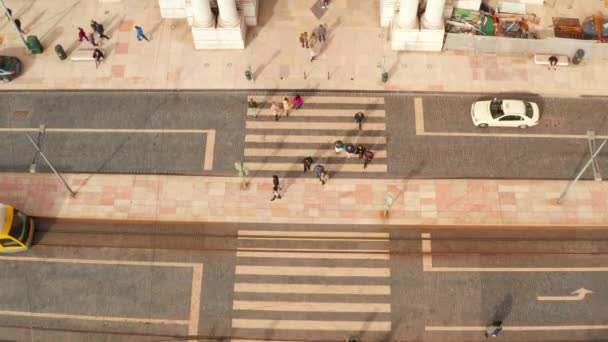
(1, 220, 607, 341)
(1, 91, 607, 179)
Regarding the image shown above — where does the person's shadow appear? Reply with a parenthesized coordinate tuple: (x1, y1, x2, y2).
(491, 294, 513, 324)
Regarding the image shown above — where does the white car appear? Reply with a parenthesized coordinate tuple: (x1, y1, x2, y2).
(471, 98, 540, 128)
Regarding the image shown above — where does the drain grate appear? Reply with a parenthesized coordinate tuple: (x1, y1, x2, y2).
(14, 110, 29, 118)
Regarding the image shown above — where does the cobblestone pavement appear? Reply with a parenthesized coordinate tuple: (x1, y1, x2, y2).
(2, 221, 606, 341)
(2, 91, 607, 179)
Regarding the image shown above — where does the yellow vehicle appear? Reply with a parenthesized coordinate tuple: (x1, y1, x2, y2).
(0, 203, 35, 253)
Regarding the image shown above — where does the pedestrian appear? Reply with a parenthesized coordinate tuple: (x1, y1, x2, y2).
(334, 140, 345, 153)
(354, 111, 365, 130)
(548, 55, 558, 70)
(78, 27, 89, 42)
(282, 97, 292, 117)
(91, 20, 110, 40)
(303, 32, 309, 48)
(309, 32, 318, 49)
(319, 170, 329, 185)
(314, 164, 325, 178)
(356, 145, 365, 158)
(318, 24, 327, 42)
(134, 25, 149, 42)
(345, 143, 356, 158)
(302, 156, 313, 172)
(14, 18, 24, 34)
(293, 94, 304, 109)
(484, 321, 503, 338)
(88, 32, 99, 46)
(363, 150, 374, 169)
(271, 101, 281, 121)
(320, 0, 329, 9)
(299, 32, 306, 48)
(93, 48, 104, 68)
(247, 97, 258, 118)
(270, 175, 282, 201)
(309, 47, 316, 63)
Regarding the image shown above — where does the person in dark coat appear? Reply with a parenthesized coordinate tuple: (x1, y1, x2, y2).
(302, 156, 313, 172)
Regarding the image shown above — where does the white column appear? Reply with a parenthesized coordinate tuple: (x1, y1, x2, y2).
(218, 0, 240, 27)
(397, 0, 419, 29)
(192, 0, 214, 27)
(421, 0, 446, 29)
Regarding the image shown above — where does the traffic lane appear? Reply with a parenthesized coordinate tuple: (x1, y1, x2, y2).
(422, 95, 608, 135)
(396, 134, 607, 179)
(0, 132, 207, 174)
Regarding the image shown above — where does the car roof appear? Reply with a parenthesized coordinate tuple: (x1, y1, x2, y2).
(501, 100, 525, 115)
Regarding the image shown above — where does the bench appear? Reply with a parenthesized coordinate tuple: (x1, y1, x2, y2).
(534, 54, 569, 66)
(70, 48, 95, 61)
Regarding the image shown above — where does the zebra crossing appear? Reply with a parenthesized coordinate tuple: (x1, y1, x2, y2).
(244, 96, 388, 175)
(231, 228, 392, 341)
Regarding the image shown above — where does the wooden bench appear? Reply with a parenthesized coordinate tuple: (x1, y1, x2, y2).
(70, 48, 95, 61)
(534, 54, 569, 66)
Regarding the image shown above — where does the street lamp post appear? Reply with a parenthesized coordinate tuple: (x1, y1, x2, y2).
(25, 133, 76, 197)
(0, 0, 28, 49)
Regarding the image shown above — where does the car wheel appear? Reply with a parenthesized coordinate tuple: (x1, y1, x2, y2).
(1, 77, 9, 83)
(477, 123, 488, 128)
(518, 124, 528, 129)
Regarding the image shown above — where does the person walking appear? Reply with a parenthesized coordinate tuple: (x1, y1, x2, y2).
(303, 32, 309, 48)
(271, 101, 281, 121)
(318, 24, 327, 42)
(134, 25, 150, 41)
(14, 18, 24, 34)
(314, 164, 325, 178)
(354, 111, 365, 130)
(78, 27, 89, 42)
(299, 32, 306, 48)
(282, 97, 292, 117)
(356, 145, 365, 158)
(91, 20, 110, 40)
(293, 94, 304, 109)
(485, 321, 503, 338)
(319, 170, 329, 185)
(302, 156, 313, 172)
(548, 55, 558, 70)
(93, 48, 104, 68)
(363, 150, 374, 169)
(334, 140, 345, 153)
(247, 97, 258, 118)
(270, 175, 282, 201)
(345, 143, 356, 158)
(309, 32, 318, 49)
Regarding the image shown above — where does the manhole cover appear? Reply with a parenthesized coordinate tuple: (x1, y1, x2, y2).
(14, 110, 29, 118)
(543, 118, 562, 128)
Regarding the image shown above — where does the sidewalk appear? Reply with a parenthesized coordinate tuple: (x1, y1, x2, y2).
(0, 0, 607, 96)
(2, 172, 607, 225)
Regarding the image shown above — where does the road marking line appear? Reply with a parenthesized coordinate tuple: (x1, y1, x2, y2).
(0, 127, 216, 170)
(188, 265, 203, 336)
(246, 121, 386, 130)
(232, 319, 391, 331)
(0, 255, 199, 268)
(236, 248, 390, 254)
(233, 301, 390, 312)
(244, 162, 387, 172)
(537, 288, 592, 301)
(415, 97, 424, 135)
(238, 230, 389, 238)
(239, 237, 386, 242)
(233, 283, 391, 295)
(245, 135, 386, 144)
(418, 131, 608, 139)
(254, 109, 386, 117)
(244, 148, 387, 158)
(426, 325, 608, 332)
(0, 310, 188, 325)
(421, 233, 608, 272)
(235, 266, 390, 277)
(251, 96, 385, 104)
(236, 251, 390, 259)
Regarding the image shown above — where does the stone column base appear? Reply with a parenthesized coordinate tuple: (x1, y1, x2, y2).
(391, 22, 445, 52)
(192, 16, 247, 49)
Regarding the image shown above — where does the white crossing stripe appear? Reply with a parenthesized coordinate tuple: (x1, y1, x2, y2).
(246, 121, 386, 130)
(236, 251, 389, 259)
(234, 283, 391, 295)
(238, 231, 389, 238)
(232, 319, 391, 331)
(254, 109, 386, 117)
(251, 96, 384, 104)
(245, 135, 386, 144)
(244, 162, 387, 172)
(233, 301, 391, 313)
(235, 266, 390, 277)
(244, 148, 387, 158)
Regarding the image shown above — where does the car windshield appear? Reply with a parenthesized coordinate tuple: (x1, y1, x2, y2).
(8, 210, 26, 242)
(490, 99, 504, 119)
(524, 102, 534, 118)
